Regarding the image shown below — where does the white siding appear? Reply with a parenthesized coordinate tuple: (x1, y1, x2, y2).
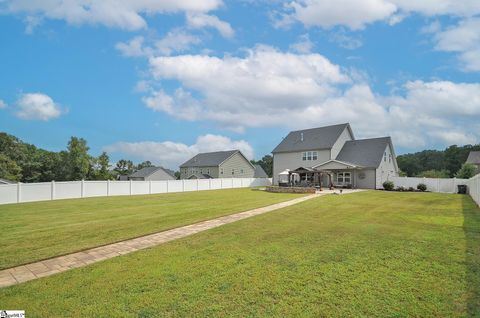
(376, 143, 398, 188)
(331, 127, 354, 159)
(273, 149, 330, 184)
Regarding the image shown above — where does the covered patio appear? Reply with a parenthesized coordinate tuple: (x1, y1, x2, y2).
(313, 160, 364, 189)
(286, 167, 334, 189)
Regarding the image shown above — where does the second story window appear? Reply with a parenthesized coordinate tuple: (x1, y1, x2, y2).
(302, 151, 318, 161)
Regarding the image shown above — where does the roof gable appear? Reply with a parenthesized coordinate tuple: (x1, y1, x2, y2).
(129, 166, 175, 178)
(180, 150, 239, 168)
(466, 151, 480, 164)
(272, 123, 352, 153)
(335, 137, 393, 169)
(253, 164, 268, 178)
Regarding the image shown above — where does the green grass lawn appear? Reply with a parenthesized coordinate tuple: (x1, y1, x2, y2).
(1, 191, 479, 317)
(0, 188, 304, 269)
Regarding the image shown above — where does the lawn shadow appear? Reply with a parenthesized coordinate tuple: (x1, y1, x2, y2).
(462, 195, 480, 316)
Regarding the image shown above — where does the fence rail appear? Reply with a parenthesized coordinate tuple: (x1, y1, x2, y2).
(467, 174, 480, 206)
(388, 176, 468, 193)
(0, 178, 272, 205)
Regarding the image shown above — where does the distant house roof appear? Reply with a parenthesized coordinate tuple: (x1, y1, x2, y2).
(335, 137, 395, 169)
(253, 165, 268, 178)
(180, 150, 240, 168)
(187, 173, 213, 179)
(466, 151, 480, 164)
(129, 166, 175, 179)
(0, 178, 14, 184)
(272, 123, 352, 153)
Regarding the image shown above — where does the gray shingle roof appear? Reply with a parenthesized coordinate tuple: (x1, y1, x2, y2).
(335, 137, 392, 168)
(466, 151, 480, 164)
(253, 164, 268, 178)
(130, 166, 174, 178)
(187, 173, 213, 179)
(272, 123, 351, 153)
(180, 150, 239, 168)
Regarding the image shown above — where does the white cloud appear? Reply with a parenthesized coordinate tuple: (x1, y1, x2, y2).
(0, 100, 7, 109)
(329, 30, 363, 50)
(4, 0, 223, 31)
(282, 0, 480, 30)
(140, 46, 479, 149)
(289, 34, 314, 53)
(116, 29, 201, 58)
(186, 12, 234, 38)
(15, 93, 63, 121)
(433, 18, 480, 72)
(104, 134, 254, 169)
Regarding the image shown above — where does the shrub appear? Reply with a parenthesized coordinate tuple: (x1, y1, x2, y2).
(417, 183, 427, 192)
(455, 163, 477, 179)
(383, 181, 394, 191)
(396, 186, 406, 192)
(408, 187, 415, 192)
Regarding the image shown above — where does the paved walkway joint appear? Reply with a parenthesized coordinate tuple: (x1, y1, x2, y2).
(0, 189, 364, 288)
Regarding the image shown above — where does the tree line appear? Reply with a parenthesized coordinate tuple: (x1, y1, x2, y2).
(397, 144, 480, 178)
(0, 133, 157, 182)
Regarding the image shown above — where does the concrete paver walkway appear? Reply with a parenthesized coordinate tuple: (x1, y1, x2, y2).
(0, 189, 363, 288)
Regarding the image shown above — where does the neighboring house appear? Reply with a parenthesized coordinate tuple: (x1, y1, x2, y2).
(272, 123, 399, 189)
(0, 178, 14, 184)
(253, 164, 268, 178)
(128, 166, 176, 181)
(466, 151, 480, 172)
(180, 150, 255, 179)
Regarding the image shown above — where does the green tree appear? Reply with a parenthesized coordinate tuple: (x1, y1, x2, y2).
(137, 161, 153, 170)
(66, 137, 91, 180)
(114, 159, 135, 175)
(455, 163, 477, 179)
(90, 152, 113, 180)
(416, 169, 450, 178)
(0, 153, 22, 181)
(251, 155, 273, 177)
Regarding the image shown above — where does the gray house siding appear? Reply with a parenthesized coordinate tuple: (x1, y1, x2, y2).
(219, 152, 255, 178)
(331, 127, 353, 159)
(355, 169, 376, 189)
(181, 166, 218, 179)
(272, 149, 330, 185)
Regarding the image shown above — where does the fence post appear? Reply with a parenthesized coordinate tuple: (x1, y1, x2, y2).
(149, 180, 152, 194)
(51, 180, 55, 200)
(209, 178, 212, 190)
(107, 180, 110, 196)
(220, 178, 223, 189)
(17, 182, 21, 203)
(129, 180, 133, 195)
(182, 179, 185, 192)
(81, 179, 85, 198)
(166, 180, 169, 193)
(453, 177, 457, 194)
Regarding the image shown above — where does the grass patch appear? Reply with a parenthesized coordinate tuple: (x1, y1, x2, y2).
(1, 191, 479, 317)
(0, 188, 304, 269)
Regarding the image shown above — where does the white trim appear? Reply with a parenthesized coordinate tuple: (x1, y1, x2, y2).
(313, 159, 362, 169)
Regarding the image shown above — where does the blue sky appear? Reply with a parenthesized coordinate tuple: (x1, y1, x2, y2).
(0, 0, 479, 169)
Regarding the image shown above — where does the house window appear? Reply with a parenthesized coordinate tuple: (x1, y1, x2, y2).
(336, 172, 351, 184)
(231, 169, 235, 175)
(220, 168, 223, 175)
(302, 151, 318, 161)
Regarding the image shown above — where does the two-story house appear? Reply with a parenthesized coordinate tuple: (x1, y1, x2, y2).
(179, 150, 256, 179)
(466, 151, 480, 173)
(272, 123, 398, 189)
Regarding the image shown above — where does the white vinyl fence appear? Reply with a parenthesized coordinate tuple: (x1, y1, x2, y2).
(0, 178, 272, 205)
(466, 174, 480, 206)
(388, 176, 468, 193)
